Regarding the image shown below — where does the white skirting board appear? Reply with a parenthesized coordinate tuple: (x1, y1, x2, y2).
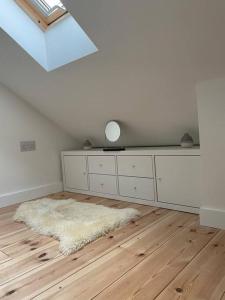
(200, 207, 225, 229)
(63, 188, 199, 214)
(0, 182, 63, 208)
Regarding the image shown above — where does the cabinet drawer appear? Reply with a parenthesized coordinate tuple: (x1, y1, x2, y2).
(89, 174, 117, 195)
(117, 156, 153, 178)
(119, 176, 154, 201)
(88, 156, 116, 175)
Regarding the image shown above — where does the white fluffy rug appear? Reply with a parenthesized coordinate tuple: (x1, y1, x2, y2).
(14, 198, 140, 255)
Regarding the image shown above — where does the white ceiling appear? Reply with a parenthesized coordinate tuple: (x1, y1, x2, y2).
(1, 0, 225, 146)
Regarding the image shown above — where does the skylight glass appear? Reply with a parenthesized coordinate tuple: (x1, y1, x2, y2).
(16, 0, 68, 30)
(30, 0, 66, 17)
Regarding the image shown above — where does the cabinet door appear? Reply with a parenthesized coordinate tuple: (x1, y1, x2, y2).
(63, 156, 88, 190)
(155, 156, 201, 208)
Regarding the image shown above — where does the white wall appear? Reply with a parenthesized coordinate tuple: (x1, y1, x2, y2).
(0, 83, 78, 207)
(197, 77, 225, 229)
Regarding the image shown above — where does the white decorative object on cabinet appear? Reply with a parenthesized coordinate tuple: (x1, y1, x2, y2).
(62, 147, 201, 214)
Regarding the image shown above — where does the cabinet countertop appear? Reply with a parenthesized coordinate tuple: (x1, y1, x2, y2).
(62, 146, 200, 156)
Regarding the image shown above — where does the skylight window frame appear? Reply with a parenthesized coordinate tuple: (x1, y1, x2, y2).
(16, 0, 68, 31)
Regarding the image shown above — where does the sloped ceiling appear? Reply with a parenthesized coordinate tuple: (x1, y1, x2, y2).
(1, 0, 225, 147)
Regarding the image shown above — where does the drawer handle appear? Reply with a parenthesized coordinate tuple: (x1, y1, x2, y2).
(132, 165, 136, 168)
(134, 186, 137, 190)
(156, 177, 162, 182)
(100, 183, 104, 187)
(99, 164, 103, 167)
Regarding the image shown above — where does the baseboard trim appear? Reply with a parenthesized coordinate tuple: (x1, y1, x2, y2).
(64, 188, 199, 214)
(200, 207, 225, 229)
(0, 182, 63, 208)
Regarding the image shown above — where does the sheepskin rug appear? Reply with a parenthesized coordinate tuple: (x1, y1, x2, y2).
(14, 198, 140, 255)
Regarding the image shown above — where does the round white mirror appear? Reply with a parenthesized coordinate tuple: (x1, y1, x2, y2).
(105, 121, 121, 143)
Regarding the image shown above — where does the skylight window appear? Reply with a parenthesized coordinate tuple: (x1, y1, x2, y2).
(1, 0, 98, 71)
(31, 0, 66, 17)
(16, 0, 68, 30)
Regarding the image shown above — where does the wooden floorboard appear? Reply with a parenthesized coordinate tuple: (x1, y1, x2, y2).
(0, 192, 224, 300)
(155, 231, 225, 300)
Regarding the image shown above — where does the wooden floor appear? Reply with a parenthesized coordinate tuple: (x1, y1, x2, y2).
(0, 193, 225, 299)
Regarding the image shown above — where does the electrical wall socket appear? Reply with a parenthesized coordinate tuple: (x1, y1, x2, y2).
(20, 141, 36, 152)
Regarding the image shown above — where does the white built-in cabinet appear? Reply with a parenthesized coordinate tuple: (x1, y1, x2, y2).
(62, 147, 201, 213)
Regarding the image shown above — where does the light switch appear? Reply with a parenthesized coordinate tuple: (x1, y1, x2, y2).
(20, 141, 36, 152)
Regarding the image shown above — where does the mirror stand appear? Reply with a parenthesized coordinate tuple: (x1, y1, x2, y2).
(103, 146, 126, 151)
